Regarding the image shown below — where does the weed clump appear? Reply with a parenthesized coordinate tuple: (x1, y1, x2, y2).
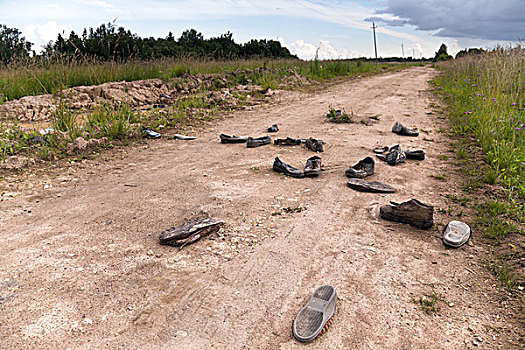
(326, 105, 355, 123)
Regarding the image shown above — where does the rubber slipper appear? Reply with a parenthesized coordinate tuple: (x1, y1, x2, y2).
(443, 221, 471, 248)
(171, 134, 196, 140)
(293, 285, 336, 343)
(373, 146, 389, 154)
(376, 154, 387, 162)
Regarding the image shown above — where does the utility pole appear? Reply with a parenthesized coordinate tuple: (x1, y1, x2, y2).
(371, 22, 378, 60)
(401, 43, 404, 58)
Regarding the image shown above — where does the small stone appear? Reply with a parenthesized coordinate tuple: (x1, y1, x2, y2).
(518, 286, 524, 291)
(468, 325, 474, 332)
(176, 330, 188, 337)
(448, 302, 454, 307)
(477, 337, 483, 342)
(473, 340, 479, 347)
(82, 318, 93, 325)
(146, 250, 154, 256)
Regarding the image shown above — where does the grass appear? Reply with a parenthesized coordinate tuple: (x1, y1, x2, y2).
(489, 258, 518, 290)
(0, 57, 417, 103)
(271, 206, 307, 216)
(326, 105, 355, 123)
(411, 292, 443, 315)
(434, 47, 525, 197)
(0, 58, 419, 165)
(434, 47, 525, 293)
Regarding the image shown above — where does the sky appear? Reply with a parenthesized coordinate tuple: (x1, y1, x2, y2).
(0, 0, 523, 60)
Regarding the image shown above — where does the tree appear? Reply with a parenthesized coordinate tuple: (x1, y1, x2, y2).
(434, 44, 452, 61)
(455, 47, 484, 59)
(0, 24, 33, 64)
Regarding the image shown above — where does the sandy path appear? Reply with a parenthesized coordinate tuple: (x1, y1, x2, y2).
(0, 67, 517, 349)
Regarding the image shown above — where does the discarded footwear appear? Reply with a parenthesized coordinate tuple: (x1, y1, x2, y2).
(345, 156, 375, 178)
(392, 121, 419, 136)
(304, 156, 322, 177)
(293, 285, 336, 343)
(443, 221, 471, 248)
(376, 154, 387, 162)
(171, 134, 196, 140)
(273, 157, 305, 178)
(373, 146, 389, 154)
(405, 149, 425, 160)
(267, 124, 279, 132)
(347, 178, 395, 193)
(246, 136, 272, 148)
(220, 133, 248, 143)
(143, 127, 161, 139)
(380, 199, 434, 229)
(305, 138, 324, 152)
(274, 137, 302, 146)
(385, 144, 406, 166)
(159, 217, 223, 249)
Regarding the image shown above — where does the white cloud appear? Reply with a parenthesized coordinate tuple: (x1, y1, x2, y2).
(25, 21, 68, 49)
(290, 39, 359, 60)
(75, 0, 114, 8)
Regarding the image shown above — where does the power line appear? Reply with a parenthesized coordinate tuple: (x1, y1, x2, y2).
(371, 22, 378, 59)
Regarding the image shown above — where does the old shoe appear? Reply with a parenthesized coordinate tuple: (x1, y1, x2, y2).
(392, 121, 419, 136)
(304, 156, 322, 177)
(246, 136, 271, 148)
(345, 156, 374, 178)
(380, 199, 434, 229)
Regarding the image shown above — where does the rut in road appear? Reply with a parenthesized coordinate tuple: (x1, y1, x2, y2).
(0, 67, 515, 349)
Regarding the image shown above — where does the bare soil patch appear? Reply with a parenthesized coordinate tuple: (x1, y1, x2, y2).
(0, 67, 523, 349)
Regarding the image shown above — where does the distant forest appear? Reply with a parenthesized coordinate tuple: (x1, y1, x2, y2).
(0, 22, 297, 64)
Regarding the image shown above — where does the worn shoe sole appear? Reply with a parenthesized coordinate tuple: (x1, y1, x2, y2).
(293, 285, 336, 343)
(347, 179, 396, 193)
(379, 207, 433, 230)
(159, 217, 223, 247)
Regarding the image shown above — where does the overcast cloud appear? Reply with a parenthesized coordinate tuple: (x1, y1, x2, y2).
(368, 0, 525, 41)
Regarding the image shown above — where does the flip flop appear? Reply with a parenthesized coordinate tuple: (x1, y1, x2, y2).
(373, 146, 389, 154)
(171, 134, 197, 140)
(443, 221, 471, 248)
(293, 285, 336, 342)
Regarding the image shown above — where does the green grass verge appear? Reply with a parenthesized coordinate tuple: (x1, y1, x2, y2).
(0, 58, 418, 103)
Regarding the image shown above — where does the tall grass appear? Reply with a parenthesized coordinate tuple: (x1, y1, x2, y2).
(0, 56, 416, 103)
(434, 46, 525, 197)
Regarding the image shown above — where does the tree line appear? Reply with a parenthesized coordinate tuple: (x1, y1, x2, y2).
(0, 22, 297, 64)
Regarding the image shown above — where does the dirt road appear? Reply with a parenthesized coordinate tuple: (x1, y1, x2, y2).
(0, 67, 519, 349)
